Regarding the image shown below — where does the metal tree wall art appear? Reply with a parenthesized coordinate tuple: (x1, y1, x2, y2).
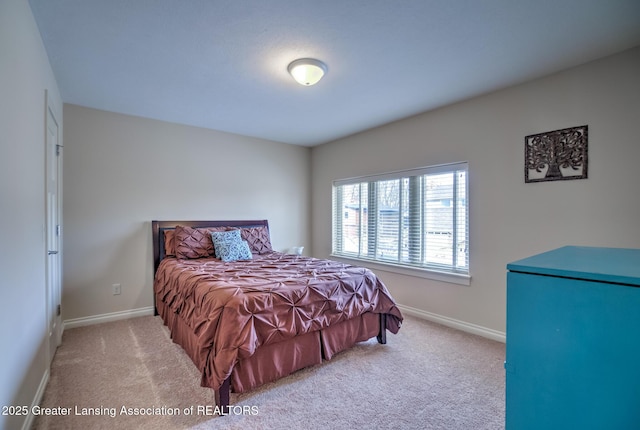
(525, 125, 588, 183)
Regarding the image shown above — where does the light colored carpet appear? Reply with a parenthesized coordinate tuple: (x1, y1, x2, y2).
(33, 314, 505, 430)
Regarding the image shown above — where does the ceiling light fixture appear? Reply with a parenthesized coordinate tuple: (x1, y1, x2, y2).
(287, 58, 327, 86)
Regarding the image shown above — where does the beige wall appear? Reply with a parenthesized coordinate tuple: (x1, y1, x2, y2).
(311, 47, 640, 334)
(62, 105, 311, 320)
(0, 0, 64, 429)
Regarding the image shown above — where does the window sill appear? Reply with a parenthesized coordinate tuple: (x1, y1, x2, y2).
(330, 254, 471, 286)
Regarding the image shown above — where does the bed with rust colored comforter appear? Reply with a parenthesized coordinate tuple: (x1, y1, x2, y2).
(154, 251, 403, 391)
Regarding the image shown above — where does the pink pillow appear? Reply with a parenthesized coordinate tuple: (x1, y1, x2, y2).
(164, 230, 175, 256)
(174, 225, 228, 259)
(241, 226, 273, 255)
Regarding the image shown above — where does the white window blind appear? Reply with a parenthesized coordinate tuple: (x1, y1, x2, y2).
(332, 162, 469, 276)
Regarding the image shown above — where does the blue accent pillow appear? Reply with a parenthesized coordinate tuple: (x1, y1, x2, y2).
(216, 239, 253, 262)
(211, 230, 252, 261)
(211, 229, 241, 258)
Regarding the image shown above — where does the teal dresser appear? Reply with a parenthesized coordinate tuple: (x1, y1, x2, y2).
(505, 246, 640, 430)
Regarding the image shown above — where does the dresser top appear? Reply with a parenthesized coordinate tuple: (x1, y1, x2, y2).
(507, 246, 640, 286)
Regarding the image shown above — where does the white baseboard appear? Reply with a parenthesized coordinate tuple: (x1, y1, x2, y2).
(397, 304, 506, 343)
(63, 306, 155, 331)
(21, 369, 49, 430)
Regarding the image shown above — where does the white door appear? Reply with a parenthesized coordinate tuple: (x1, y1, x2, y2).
(45, 94, 62, 364)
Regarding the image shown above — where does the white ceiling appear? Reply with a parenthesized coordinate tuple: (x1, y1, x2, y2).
(29, 0, 640, 146)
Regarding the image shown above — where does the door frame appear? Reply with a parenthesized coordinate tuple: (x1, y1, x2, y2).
(45, 89, 62, 364)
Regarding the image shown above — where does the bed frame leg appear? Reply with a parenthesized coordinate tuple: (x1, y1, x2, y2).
(214, 377, 231, 411)
(377, 314, 387, 344)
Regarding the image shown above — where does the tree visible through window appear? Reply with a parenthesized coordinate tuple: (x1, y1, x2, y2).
(332, 162, 468, 275)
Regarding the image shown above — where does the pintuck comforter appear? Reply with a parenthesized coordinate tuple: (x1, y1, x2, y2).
(154, 252, 403, 391)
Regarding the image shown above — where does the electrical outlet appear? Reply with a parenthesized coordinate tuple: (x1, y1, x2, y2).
(112, 283, 121, 295)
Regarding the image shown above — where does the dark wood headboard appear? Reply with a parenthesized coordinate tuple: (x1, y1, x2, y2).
(151, 220, 270, 273)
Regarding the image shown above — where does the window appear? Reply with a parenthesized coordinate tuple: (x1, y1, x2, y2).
(332, 162, 469, 281)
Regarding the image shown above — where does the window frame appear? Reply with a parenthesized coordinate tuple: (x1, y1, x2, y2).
(331, 162, 470, 286)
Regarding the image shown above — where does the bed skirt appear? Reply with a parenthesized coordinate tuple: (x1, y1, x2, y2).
(155, 293, 382, 395)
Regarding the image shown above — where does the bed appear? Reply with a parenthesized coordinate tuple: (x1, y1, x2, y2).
(152, 220, 403, 409)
